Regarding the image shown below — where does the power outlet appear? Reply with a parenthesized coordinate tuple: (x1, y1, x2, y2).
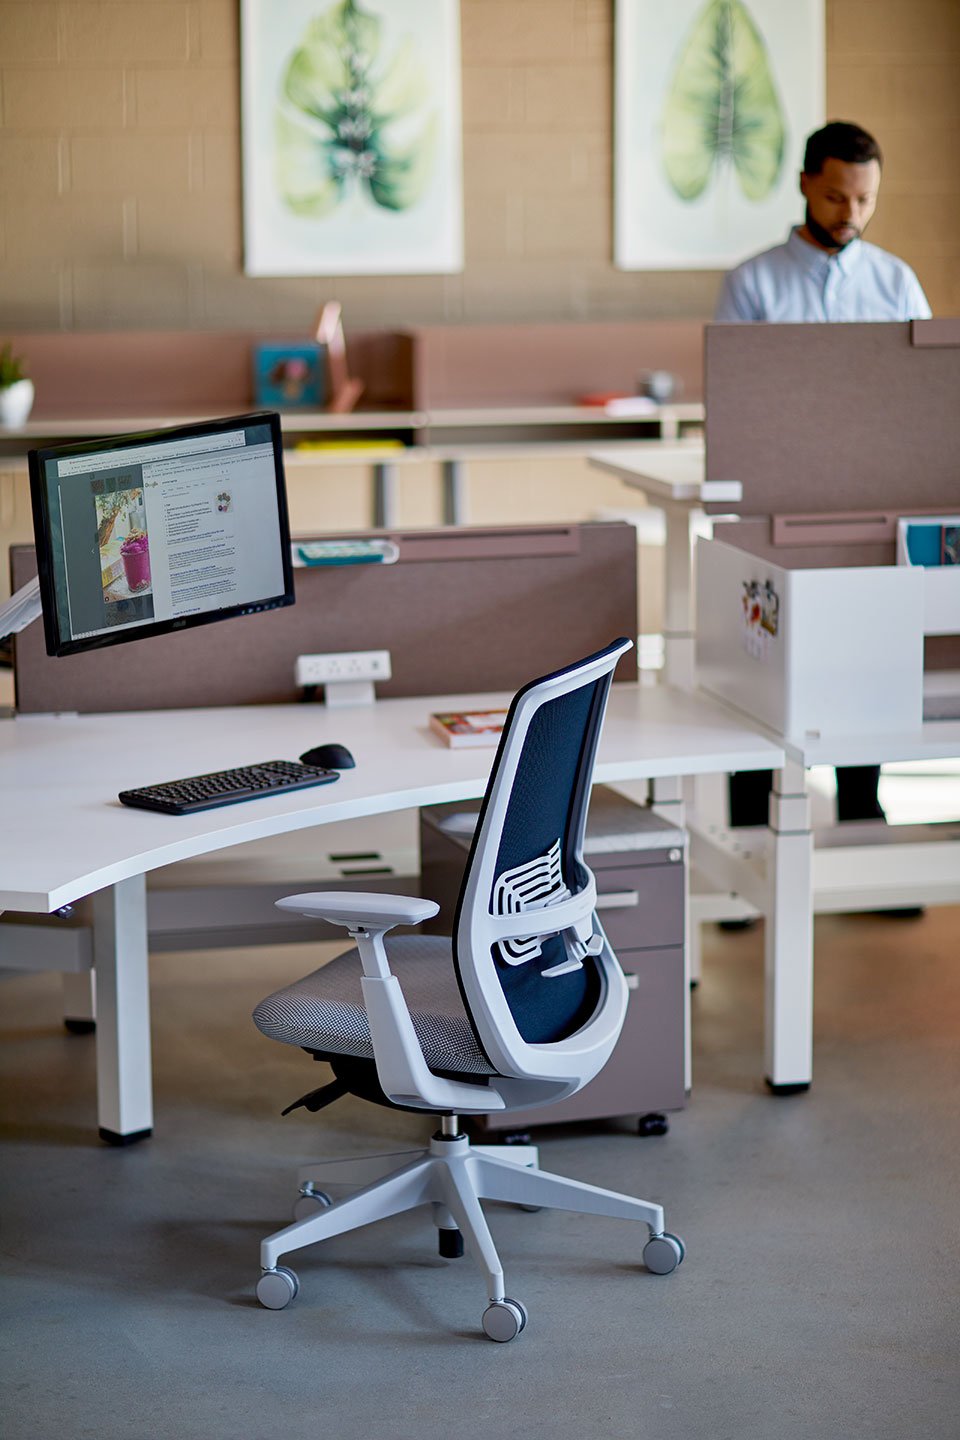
(295, 649, 392, 688)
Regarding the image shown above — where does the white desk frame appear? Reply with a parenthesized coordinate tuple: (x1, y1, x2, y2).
(588, 445, 737, 690)
(686, 714, 960, 1089)
(590, 446, 960, 1089)
(0, 685, 783, 1142)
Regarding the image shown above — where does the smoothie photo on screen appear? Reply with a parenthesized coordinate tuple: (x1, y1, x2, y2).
(120, 530, 152, 591)
(95, 487, 154, 604)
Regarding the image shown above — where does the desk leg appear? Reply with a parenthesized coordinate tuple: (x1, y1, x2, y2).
(92, 876, 153, 1144)
(373, 462, 398, 528)
(62, 970, 96, 1034)
(661, 500, 696, 691)
(650, 775, 691, 1094)
(765, 762, 813, 1093)
(442, 458, 467, 526)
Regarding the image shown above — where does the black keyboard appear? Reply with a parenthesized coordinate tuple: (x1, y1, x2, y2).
(118, 760, 339, 815)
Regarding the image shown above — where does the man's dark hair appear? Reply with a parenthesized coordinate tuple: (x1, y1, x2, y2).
(803, 121, 883, 174)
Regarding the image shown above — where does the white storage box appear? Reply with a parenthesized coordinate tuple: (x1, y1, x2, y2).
(696, 533, 931, 741)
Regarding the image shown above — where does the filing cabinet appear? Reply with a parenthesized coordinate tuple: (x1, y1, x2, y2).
(418, 786, 686, 1131)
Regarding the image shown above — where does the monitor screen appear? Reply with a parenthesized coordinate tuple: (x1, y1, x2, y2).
(29, 412, 294, 658)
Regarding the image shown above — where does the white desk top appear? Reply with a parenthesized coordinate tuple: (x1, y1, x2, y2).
(0, 684, 783, 913)
(588, 443, 741, 505)
(696, 685, 960, 769)
(2, 403, 703, 444)
(781, 722, 960, 770)
(424, 403, 704, 429)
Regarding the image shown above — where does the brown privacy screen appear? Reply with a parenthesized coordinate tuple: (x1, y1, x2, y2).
(4, 330, 414, 416)
(11, 523, 638, 715)
(5, 321, 704, 419)
(703, 320, 960, 518)
(407, 321, 704, 407)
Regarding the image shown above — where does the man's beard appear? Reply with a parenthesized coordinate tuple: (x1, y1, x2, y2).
(805, 205, 859, 251)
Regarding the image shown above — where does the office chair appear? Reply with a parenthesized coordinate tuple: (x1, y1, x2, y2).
(252, 637, 684, 1342)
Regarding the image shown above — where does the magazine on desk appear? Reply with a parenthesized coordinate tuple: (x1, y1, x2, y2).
(429, 709, 508, 748)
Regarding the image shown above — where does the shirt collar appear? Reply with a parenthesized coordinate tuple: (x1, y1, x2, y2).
(787, 225, 862, 277)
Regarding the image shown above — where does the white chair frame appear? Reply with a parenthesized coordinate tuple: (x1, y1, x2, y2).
(256, 640, 684, 1341)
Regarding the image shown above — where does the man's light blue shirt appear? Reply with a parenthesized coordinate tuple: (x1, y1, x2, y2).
(715, 227, 931, 323)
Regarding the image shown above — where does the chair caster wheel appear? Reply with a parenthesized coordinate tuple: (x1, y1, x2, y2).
(643, 1232, 685, 1275)
(257, 1265, 299, 1309)
(500, 1130, 533, 1146)
(293, 1185, 332, 1220)
(637, 1112, 669, 1137)
(482, 1297, 528, 1342)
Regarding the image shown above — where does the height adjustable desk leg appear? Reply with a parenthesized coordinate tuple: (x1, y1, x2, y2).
(373, 462, 398, 529)
(650, 775, 692, 1094)
(442, 459, 468, 526)
(661, 501, 697, 691)
(764, 762, 813, 1094)
(92, 876, 153, 1144)
(62, 970, 96, 1034)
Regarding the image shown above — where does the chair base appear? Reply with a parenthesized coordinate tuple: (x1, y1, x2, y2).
(258, 1132, 679, 1338)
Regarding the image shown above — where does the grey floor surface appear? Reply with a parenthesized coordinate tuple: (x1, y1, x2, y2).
(2, 907, 959, 1440)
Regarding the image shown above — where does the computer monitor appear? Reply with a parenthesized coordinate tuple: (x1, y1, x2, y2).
(29, 412, 294, 658)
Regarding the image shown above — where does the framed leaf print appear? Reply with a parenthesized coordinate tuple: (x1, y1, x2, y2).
(241, 0, 463, 276)
(614, 0, 824, 270)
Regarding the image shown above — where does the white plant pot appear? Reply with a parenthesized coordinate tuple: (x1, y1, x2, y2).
(0, 378, 35, 427)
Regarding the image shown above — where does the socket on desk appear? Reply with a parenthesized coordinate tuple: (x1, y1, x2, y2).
(295, 649, 392, 688)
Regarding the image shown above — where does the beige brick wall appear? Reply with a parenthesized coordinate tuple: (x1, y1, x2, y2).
(0, 0, 956, 332)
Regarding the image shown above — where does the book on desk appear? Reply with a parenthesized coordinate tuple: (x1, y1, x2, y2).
(429, 709, 508, 748)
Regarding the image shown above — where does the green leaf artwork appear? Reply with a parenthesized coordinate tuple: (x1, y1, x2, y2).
(274, 0, 437, 217)
(661, 0, 786, 202)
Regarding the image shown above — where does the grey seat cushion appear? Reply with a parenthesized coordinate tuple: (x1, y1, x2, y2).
(253, 934, 496, 1077)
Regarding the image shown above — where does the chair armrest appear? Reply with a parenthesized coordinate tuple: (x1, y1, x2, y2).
(275, 892, 439, 931)
(275, 889, 499, 1112)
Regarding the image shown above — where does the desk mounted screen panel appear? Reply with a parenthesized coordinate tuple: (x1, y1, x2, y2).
(702, 321, 960, 518)
(28, 412, 294, 657)
(12, 522, 637, 714)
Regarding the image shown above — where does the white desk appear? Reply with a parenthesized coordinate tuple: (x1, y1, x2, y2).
(2, 404, 704, 530)
(588, 445, 731, 689)
(0, 684, 783, 1141)
(687, 707, 960, 1089)
(590, 446, 960, 1091)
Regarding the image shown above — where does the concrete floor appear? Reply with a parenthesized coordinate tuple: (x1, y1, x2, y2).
(2, 906, 959, 1440)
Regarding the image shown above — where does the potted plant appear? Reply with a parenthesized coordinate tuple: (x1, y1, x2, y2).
(0, 342, 35, 427)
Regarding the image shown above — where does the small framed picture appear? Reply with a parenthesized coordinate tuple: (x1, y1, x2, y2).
(253, 342, 325, 409)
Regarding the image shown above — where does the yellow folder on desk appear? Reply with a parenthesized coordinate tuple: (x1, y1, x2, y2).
(294, 439, 405, 453)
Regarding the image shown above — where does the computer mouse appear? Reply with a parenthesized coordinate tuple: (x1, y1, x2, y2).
(299, 742, 356, 771)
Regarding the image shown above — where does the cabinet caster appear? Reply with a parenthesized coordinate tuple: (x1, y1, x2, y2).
(637, 1112, 669, 1137)
(482, 1297, 528, 1342)
(293, 1184, 332, 1221)
(257, 1265, 299, 1309)
(438, 1227, 464, 1259)
(643, 1232, 685, 1275)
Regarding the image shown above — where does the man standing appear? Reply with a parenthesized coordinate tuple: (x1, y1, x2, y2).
(716, 120, 931, 829)
(716, 120, 931, 325)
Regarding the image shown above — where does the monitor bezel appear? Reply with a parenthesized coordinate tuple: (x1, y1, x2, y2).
(28, 410, 295, 659)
